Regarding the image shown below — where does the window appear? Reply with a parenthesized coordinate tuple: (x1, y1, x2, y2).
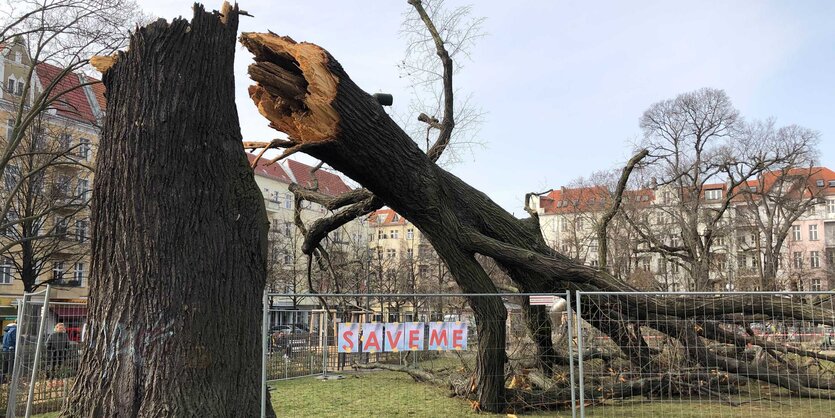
(377, 230, 384, 240)
(641, 258, 651, 272)
(77, 179, 90, 201)
(809, 224, 819, 241)
(576, 218, 584, 230)
(52, 261, 65, 282)
(54, 217, 68, 235)
(57, 175, 71, 196)
(830, 180, 835, 188)
(4, 164, 19, 191)
(590, 259, 599, 268)
(811, 251, 821, 269)
(792, 225, 801, 241)
(392, 214, 400, 222)
(671, 261, 680, 274)
(283, 222, 291, 237)
(283, 252, 292, 264)
(376, 248, 383, 260)
(793, 252, 803, 269)
(715, 257, 726, 272)
(376, 215, 384, 224)
(662, 191, 671, 205)
(73, 262, 84, 286)
(5, 119, 13, 140)
(811, 279, 822, 291)
(58, 133, 71, 151)
(406, 228, 414, 240)
(817, 180, 826, 187)
(76, 219, 87, 242)
(713, 235, 724, 247)
(78, 138, 91, 160)
(391, 230, 399, 239)
(737, 254, 747, 270)
(705, 189, 722, 200)
(828, 199, 835, 214)
(657, 259, 666, 273)
(560, 218, 568, 232)
(0, 258, 12, 285)
(6, 78, 13, 94)
(560, 244, 569, 254)
(386, 249, 396, 259)
(284, 193, 292, 209)
(406, 248, 413, 258)
(16, 81, 23, 96)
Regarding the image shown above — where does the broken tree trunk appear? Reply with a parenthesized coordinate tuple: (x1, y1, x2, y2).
(66, 4, 273, 417)
(240, 32, 835, 411)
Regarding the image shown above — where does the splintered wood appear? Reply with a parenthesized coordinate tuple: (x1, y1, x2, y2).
(241, 33, 340, 143)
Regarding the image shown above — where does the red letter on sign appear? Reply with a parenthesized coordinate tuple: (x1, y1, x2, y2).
(408, 329, 421, 350)
(452, 329, 464, 349)
(386, 330, 402, 350)
(342, 330, 354, 352)
(429, 327, 448, 350)
(364, 330, 381, 352)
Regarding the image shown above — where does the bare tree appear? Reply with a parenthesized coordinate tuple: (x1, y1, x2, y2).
(732, 121, 821, 290)
(627, 88, 817, 291)
(0, 0, 141, 289)
(1, 113, 91, 291)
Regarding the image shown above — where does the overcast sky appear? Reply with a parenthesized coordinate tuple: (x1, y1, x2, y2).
(139, 0, 835, 216)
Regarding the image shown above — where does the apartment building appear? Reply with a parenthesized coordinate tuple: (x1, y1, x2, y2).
(530, 167, 835, 291)
(367, 208, 451, 294)
(248, 153, 369, 325)
(0, 39, 101, 318)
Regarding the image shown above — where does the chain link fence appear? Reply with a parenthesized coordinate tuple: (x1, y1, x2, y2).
(1, 288, 86, 417)
(263, 292, 575, 417)
(575, 291, 835, 418)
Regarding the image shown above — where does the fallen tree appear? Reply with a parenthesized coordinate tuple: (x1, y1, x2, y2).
(239, 21, 835, 411)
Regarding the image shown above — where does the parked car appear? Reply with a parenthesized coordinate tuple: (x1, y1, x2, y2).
(270, 324, 309, 335)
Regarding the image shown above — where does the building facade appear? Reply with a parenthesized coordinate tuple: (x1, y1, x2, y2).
(0, 38, 102, 318)
(530, 167, 835, 291)
(248, 153, 369, 326)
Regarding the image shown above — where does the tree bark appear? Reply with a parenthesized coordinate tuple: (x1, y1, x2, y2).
(66, 4, 273, 417)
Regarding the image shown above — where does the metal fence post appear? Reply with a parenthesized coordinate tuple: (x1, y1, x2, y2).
(321, 311, 328, 377)
(261, 289, 268, 418)
(6, 295, 27, 418)
(25, 285, 51, 418)
(575, 291, 585, 418)
(565, 292, 577, 418)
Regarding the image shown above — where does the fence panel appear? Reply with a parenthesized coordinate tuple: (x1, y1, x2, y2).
(2, 293, 86, 417)
(264, 293, 575, 417)
(575, 291, 835, 418)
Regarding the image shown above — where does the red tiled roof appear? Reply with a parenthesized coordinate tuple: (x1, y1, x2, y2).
(34, 62, 98, 124)
(539, 186, 653, 215)
(735, 166, 835, 201)
(368, 208, 408, 226)
(89, 77, 106, 111)
(285, 159, 351, 197)
(246, 153, 293, 183)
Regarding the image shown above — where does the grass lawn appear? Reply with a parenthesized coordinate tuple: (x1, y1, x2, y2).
(270, 371, 835, 417)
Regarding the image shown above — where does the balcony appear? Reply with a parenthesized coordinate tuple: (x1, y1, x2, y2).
(265, 199, 283, 213)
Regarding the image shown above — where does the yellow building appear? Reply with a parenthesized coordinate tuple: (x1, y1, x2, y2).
(367, 208, 451, 294)
(0, 38, 101, 322)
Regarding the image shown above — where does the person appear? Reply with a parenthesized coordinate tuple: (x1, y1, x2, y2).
(46, 323, 70, 380)
(2, 322, 17, 352)
(2, 322, 17, 382)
